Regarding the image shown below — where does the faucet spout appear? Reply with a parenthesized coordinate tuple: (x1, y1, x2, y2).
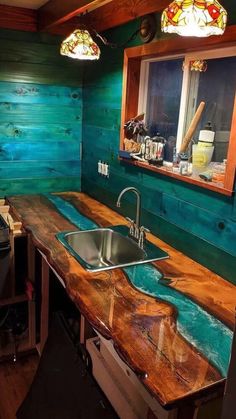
(116, 187, 141, 231)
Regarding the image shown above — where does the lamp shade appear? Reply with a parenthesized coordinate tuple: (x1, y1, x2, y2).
(60, 29, 100, 60)
(161, 0, 227, 37)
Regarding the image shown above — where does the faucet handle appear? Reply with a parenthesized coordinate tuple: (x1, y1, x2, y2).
(140, 226, 150, 234)
(125, 217, 133, 223)
(138, 226, 150, 249)
(125, 217, 135, 236)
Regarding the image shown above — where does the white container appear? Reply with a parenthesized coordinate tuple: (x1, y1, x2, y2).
(199, 129, 215, 143)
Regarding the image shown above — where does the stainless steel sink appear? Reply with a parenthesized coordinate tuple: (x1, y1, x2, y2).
(57, 225, 169, 272)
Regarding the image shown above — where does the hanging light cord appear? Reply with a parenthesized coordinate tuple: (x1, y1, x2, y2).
(93, 27, 141, 48)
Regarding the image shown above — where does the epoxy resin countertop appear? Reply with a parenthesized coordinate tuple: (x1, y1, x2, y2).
(7, 192, 236, 408)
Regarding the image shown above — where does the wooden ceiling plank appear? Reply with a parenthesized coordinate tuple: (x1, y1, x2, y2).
(38, 0, 113, 31)
(82, 0, 170, 33)
(0, 4, 37, 32)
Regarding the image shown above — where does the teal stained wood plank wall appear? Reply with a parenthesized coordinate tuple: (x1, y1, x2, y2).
(82, 12, 236, 283)
(0, 29, 83, 196)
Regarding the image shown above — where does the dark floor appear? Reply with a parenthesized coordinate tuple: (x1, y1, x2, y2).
(0, 354, 39, 419)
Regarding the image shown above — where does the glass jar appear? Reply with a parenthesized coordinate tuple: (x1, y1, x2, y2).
(179, 153, 189, 176)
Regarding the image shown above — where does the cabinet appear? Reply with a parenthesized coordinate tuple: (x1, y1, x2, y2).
(86, 334, 177, 419)
(0, 200, 36, 360)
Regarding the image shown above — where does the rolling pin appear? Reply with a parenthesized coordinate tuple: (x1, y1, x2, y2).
(179, 101, 205, 153)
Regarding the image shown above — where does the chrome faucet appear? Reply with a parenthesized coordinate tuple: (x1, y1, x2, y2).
(116, 187, 149, 247)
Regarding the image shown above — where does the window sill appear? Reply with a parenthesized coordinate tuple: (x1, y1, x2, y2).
(119, 156, 233, 196)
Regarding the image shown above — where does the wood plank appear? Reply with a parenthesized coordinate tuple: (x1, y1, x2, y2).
(0, 142, 80, 162)
(0, 177, 81, 197)
(120, 55, 141, 142)
(161, 193, 236, 257)
(7, 192, 235, 407)
(224, 94, 236, 191)
(0, 27, 62, 45)
(0, 123, 82, 143)
(82, 0, 170, 33)
(39, 257, 50, 354)
(0, 103, 82, 124)
(0, 294, 28, 307)
(82, 178, 236, 283)
(0, 82, 82, 105)
(0, 61, 83, 86)
(0, 355, 39, 419)
(120, 24, 236, 197)
(83, 105, 120, 129)
(0, 161, 81, 179)
(38, 0, 113, 30)
(0, 38, 83, 69)
(120, 158, 233, 196)
(0, 4, 37, 33)
(82, 157, 236, 257)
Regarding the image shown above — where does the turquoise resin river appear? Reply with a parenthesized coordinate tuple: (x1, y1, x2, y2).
(46, 193, 233, 377)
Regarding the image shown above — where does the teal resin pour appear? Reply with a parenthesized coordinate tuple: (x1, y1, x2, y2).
(124, 264, 233, 377)
(46, 193, 233, 377)
(45, 193, 98, 231)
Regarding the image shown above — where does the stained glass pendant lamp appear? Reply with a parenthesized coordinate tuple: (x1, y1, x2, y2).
(60, 29, 100, 60)
(161, 0, 227, 37)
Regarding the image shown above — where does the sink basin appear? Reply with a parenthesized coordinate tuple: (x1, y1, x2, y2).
(57, 225, 169, 272)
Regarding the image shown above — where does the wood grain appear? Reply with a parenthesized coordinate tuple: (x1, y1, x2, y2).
(0, 355, 39, 419)
(224, 94, 236, 190)
(0, 5, 37, 33)
(82, 0, 170, 33)
(38, 0, 113, 30)
(179, 102, 205, 153)
(7, 192, 236, 407)
(0, 46, 82, 196)
(120, 24, 236, 196)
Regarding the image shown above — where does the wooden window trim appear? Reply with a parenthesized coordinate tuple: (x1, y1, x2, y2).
(120, 25, 236, 196)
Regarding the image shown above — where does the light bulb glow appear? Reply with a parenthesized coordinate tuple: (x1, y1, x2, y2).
(161, 0, 227, 37)
(60, 29, 100, 60)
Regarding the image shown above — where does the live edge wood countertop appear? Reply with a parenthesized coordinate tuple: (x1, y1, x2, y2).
(7, 192, 236, 408)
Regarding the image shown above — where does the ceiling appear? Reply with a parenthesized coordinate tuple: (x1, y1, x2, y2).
(0, 0, 170, 35)
(0, 0, 49, 9)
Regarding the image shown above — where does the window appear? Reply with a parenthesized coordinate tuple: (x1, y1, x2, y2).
(120, 28, 236, 195)
(138, 47, 236, 163)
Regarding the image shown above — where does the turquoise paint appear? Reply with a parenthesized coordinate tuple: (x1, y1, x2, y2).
(0, 177, 81, 196)
(46, 193, 233, 377)
(0, 82, 81, 105)
(0, 61, 83, 87)
(0, 123, 82, 143)
(0, 142, 80, 161)
(83, 106, 120, 130)
(82, 178, 236, 282)
(0, 161, 80, 179)
(45, 194, 97, 230)
(124, 264, 232, 377)
(82, 19, 236, 281)
(83, 85, 122, 108)
(161, 194, 236, 257)
(0, 103, 82, 124)
(0, 29, 83, 196)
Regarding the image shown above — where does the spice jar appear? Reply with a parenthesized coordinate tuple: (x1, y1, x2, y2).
(179, 153, 189, 176)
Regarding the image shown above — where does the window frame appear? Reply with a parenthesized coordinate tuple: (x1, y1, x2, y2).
(120, 26, 236, 196)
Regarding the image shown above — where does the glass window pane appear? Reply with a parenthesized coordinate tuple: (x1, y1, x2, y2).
(145, 58, 183, 141)
(193, 56, 236, 161)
